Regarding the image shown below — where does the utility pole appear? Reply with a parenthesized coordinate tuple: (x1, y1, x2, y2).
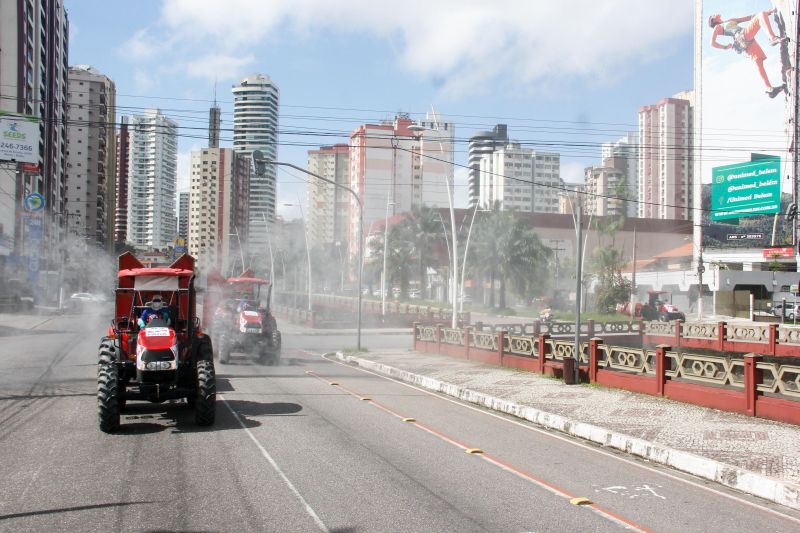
(574, 193, 583, 384)
(697, 246, 705, 320)
(630, 227, 637, 313)
(550, 239, 566, 292)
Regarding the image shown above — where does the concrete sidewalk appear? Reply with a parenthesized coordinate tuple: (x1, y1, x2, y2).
(333, 347, 800, 511)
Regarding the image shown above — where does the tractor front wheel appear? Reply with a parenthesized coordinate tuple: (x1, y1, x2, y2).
(97, 363, 120, 433)
(194, 359, 216, 426)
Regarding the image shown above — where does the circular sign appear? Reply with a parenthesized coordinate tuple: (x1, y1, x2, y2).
(23, 192, 45, 212)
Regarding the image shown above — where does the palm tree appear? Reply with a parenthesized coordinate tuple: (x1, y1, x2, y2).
(469, 205, 552, 308)
(403, 206, 444, 299)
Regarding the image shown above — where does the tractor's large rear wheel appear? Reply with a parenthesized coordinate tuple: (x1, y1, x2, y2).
(97, 363, 120, 433)
(194, 359, 216, 426)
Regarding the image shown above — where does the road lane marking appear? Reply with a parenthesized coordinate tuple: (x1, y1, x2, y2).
(319, 352, 800, 526)
(220, 394, 329, 533)
(304, 367, 650, 532)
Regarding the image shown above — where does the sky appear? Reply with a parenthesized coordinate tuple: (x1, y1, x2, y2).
(65, 0, 695, 220)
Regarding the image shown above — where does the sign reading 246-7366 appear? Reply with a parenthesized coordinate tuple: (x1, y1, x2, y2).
(0, 112, 40, 164)
(711, 159, 781, 221)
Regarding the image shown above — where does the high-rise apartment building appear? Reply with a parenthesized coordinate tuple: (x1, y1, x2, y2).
(468, 124, 508, 207)
(638, 94, 693, 220)
(187, 148, 250, 272)
(600, 133, 638, 217)
(178, 191, 189, 245)
(0, 0, 68, 262)
(478, 144, 563, 213)
(584, 166, 626, 216)
(349, 112, 453, 251)
(127, 109, 178, 250)
(232, 74, 279, 255)
(115, 117, 130, 243)
(65, 65, 117, 251)
(307, 144, 350, 249)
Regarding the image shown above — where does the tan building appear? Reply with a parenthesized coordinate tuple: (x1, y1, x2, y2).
(638, 94, 693, 220)
(188, 148, 250, 272)
(65, 65, 117, 252)
(307, 144, 350, 249)
(584, 165, 626, 217)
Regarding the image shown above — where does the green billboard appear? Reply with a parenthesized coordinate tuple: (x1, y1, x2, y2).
(711, 159, 781, 221)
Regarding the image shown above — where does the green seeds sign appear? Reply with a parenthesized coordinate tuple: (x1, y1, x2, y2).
(711, 159, 781, 221)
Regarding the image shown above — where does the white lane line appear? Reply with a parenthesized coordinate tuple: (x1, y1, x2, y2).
(321, 353, 800, 526)
(220, 394, 329, 533)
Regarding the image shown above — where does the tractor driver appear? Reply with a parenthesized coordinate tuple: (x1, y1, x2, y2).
(138, 294, 171, 328)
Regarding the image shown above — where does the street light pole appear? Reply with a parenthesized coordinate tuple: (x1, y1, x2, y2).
(409, 121, 458, 328)
(459, 202, 482, 312)
(253, 152, 364, 350)
(574, 193, 583, 384)
(381, 190, 394, 316)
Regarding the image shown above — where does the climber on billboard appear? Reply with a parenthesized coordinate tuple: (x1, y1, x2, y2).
(709, 9, 789, 98)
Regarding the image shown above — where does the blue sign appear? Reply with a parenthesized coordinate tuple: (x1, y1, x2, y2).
(23, 192, 45, 212)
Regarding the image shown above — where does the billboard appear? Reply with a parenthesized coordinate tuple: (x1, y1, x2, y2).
(0, 112, 40, 164)
(711, 158, 780, 220)
(698, 0, 797, 249)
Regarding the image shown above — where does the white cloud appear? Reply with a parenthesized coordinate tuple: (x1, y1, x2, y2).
(155, 0, 692, 97)
(185, 53, 256, 81)
(561, 160, 588, 183)
(120, 28, 161, 60)
(132, 69, 157, 93)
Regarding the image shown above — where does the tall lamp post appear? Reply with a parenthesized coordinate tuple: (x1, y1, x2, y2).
(409, 120, 458, 328)
(252, 151, 364, 350)
(459, 202, 488, 312)
(382, 191, 395, 316)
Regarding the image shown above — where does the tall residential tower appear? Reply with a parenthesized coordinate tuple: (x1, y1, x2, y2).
(126, 109, 178, 250)
(232, 74, 279, 257)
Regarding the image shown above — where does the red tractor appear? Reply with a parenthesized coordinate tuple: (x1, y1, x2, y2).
(96, 252, 216, 433)
(617, 290, 686, 322)
(210, 272, 281, 365)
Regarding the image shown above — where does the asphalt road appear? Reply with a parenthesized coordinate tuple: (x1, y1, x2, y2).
(1, 312, 799, 532)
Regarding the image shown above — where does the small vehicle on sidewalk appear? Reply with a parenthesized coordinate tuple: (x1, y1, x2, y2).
(96, 252, 215, 433)
(210, 272, 281, 365)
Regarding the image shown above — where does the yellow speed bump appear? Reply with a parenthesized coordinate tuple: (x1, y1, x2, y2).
(359, 397, 372, 401)
(401, 417, 416, 422)
(570, 497, 593, 506)
(304, 370, 313, 374)
(465, 448, 484, 455)
(329, 382, 339, 386)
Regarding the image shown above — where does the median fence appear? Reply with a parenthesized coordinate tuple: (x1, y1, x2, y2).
(413, 322, 800, 426)
(644, 320, 800, 357)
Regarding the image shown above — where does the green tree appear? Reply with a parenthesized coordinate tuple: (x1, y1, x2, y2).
(469, 205, 552, 308)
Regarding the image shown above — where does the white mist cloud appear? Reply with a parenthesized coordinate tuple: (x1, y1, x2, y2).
(185, 53, 257, 80)
(561, 160, 588, 183)
(143, 0, 693, 98)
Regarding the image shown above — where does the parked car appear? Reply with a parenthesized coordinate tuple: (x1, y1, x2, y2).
(772, 301, 800, 320)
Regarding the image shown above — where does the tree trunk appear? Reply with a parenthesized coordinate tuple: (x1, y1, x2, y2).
(489, 268, 496, 308)
(499, 276, 506, 309)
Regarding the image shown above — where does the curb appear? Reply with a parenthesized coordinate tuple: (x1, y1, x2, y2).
(333, 351, 800, 511)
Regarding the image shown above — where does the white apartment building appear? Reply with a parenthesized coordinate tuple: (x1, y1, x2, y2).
(65, 65, 117, 252)
(478, 144, 562, 213)
(348, 113, 453, 252)
(638, 95, 693, 220)
(307, 144, 350, 249)
(232, 74, 279, 254)
(584, 166, 626, 216)
(188, 148, 249, 273)
(126, 109, 178, 250)
(468, 124, 508, 207)
(600, 133, 638, 217)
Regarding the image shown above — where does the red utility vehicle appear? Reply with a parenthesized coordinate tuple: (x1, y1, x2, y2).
(96, 252, 215, 433)
(617, 290, 686, 322)
(210, 272, 281, 365)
